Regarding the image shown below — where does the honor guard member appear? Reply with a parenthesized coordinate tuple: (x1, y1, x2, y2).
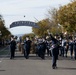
(73, 37, 76, 60)
(49, 34, 59, 69)
(10, 35, 16, 59)
(24, 36, 32, 59)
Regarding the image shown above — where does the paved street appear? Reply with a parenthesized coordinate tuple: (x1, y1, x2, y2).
(0, 47, 76, 75)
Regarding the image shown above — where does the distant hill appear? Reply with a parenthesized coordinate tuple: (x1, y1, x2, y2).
(14, 32, 33, 37)
(14, 34, 24, 37)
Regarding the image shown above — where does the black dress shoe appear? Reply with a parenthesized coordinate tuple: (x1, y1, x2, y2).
(10, 58, 12, 59)
(52, 66, 55, 69)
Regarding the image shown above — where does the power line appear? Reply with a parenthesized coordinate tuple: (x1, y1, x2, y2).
(3, 14, 26, 17)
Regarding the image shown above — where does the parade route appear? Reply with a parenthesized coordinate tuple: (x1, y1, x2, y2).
(0, 52, 76, 75)
(0, 0, 75, 75)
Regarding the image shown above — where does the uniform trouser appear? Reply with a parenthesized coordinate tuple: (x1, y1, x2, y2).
(25, 48, 30, 58)
(36, 45, 40, 56)
(40, 49, 45, 59)
(65, 49, 68, 57)
(60, 46, 64, 57)
(24, 50, 26, 57)
(10, 49, 15, 58)
(38, 46, 42, 57)
(52, 55, 58, 67)
(51, 48, 58, 68)
(39, 45, 46, 59)
(74, 49, 76, 59)
(70, 49, 73, 58)
(46, 47, 50, 55)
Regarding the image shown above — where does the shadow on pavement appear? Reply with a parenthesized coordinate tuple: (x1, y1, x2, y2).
(8, 56, 52, 60)
(0, 70, 6, 71)
(0, 54, 75, 61)
(57, 67, 76, 70)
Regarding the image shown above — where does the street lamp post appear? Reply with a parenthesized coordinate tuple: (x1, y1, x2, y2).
(58, 23, 64, 33)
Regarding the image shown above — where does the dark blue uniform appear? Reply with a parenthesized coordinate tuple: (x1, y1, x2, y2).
(49, 34, 59, 69)
(10, 40, 16, 59)
(24, 40, 31, 59)
(73, 40, 76, 60)
(69, 40, 74, 59)
(40, 42, 46, 59)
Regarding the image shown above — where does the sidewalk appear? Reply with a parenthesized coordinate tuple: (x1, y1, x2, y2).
(0, 46, 5, 50)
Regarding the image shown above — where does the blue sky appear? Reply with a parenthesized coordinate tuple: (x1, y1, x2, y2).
(0, 0, 71, 35)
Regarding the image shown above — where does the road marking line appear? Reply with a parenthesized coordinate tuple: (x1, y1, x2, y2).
(0, 61, 2, 63)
